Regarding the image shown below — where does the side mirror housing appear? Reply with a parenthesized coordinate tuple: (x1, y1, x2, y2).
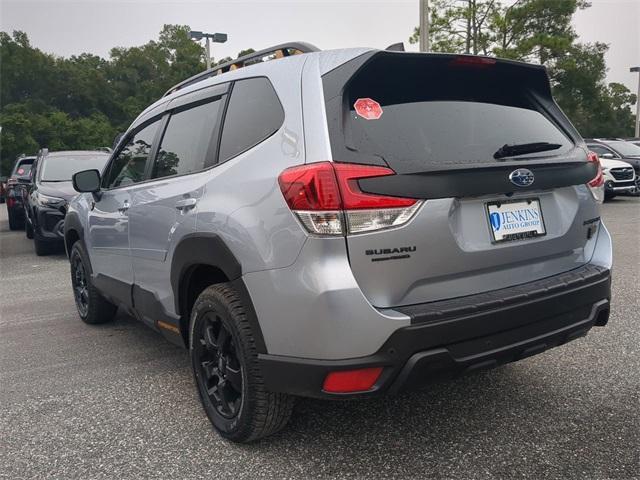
(601, 153, 615, 159)
(73, 169, 101, 193)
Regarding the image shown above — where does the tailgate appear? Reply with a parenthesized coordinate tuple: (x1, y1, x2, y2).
(322, 52, 600, 308)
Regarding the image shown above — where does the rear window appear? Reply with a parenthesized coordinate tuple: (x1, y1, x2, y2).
(329, 54, 573, 174)
(13, 160, 33, 177)
(40, 154, 109, 182)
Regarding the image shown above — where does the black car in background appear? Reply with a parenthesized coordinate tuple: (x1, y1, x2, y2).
(25, 150, 110, 255)
(585, 138, 640, 194)
(5, 156, 36, 230)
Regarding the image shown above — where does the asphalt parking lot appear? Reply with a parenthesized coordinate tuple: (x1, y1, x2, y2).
(0, 198, 638, 480)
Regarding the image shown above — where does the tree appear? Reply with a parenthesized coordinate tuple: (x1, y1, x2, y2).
(410, 0, 498, 54)
(409, 0, 636, 137)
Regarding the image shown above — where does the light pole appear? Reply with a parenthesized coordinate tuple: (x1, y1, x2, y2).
(419, 0, 430, 52)
(189, 30, 228, 71)
(631, 66, 640, 137)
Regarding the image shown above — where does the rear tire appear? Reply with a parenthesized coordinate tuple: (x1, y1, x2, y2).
(69, 242, 117, 324)
(190, 284, 294, 443)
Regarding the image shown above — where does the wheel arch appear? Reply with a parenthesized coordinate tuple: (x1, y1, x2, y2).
(171, 233, 267, 352)
(64, 211, 84, 258)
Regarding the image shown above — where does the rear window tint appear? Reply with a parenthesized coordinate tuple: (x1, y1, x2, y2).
(13, 161, 33, 177)
(330, 55, 572, 173)
(219, 77, 284, 162)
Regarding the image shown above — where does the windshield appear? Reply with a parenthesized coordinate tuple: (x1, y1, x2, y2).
(607, 141, 640, 157)
(40, 154, 109, 182)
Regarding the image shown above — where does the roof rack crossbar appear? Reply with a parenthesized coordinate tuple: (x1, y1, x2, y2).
(163, 41, 320, 97)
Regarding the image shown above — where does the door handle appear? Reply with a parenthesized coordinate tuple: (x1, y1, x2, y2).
(118, 200, 130, 214)
(175, 198, 197, 211)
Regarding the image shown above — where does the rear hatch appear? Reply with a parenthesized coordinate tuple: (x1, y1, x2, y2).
(322, 52, 600, 308)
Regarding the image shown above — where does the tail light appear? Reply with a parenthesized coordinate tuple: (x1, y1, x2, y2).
(278, 162, 422, 235)
(587, 151, 604, 203)
(449, 56, 496, 68)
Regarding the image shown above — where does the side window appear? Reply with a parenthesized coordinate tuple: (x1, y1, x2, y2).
(103, 120, 160, 189)
(219, 77, 284, 163)
(151, 98, 223, 179)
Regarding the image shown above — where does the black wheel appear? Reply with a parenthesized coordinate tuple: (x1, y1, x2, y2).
(8, 210, 23, 231)
(70, 242, 117, 324)
(190, 284, 294, 443)
(25, 219, 34, 239)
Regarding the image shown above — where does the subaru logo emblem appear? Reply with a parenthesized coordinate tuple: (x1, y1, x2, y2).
(509, 168, 535, 187)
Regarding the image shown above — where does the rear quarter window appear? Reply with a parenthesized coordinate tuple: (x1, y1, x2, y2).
(218, 77, 284, 163)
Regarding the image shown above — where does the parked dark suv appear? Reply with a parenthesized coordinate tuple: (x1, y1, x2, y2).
(25, 149, 109, 255)
(5, 155, 36, 230)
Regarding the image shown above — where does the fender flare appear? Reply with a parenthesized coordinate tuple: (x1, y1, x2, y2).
(170, 233, 267, 353)
(63, 210, 85, 257)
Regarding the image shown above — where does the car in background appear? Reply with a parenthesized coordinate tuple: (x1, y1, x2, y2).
(5, 156, 36, 230)
(598, 156, 636, 200)
(0, 176, 6, 203)
(24, 149, 109, 255)
(585, 138, 640, 195)
(624, 137, 640, 148)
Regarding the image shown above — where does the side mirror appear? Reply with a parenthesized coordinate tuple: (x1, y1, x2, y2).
(600, 153, 615, 159)
(73, 169, 101, 193)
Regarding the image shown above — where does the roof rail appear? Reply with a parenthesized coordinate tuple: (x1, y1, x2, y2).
(163, 41, 320, 97)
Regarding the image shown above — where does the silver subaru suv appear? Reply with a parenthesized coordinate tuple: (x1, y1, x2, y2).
(65, 43, 613, 442)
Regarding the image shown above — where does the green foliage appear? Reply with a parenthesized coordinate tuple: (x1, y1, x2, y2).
(410, 0, 636, 137)
(0, 25, 254, 175)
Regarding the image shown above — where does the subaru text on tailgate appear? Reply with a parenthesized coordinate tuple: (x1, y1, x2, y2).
(64, 44, 612, 442)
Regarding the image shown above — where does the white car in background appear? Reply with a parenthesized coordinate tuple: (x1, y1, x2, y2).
(598, 156, 636, 200)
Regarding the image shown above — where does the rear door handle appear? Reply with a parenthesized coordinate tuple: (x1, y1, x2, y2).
(175, 198, 197, 211)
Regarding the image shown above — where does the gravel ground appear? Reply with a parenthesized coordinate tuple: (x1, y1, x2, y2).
(1, 198, 638, 480)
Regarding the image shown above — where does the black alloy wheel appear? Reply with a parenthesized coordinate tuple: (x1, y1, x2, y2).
(194, 311, 243, 419)
(71, 252, 90, 318)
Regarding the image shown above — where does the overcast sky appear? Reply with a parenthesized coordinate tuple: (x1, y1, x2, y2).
(1, 0, 638, 97)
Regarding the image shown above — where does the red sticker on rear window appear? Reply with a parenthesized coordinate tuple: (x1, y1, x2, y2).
(17, 168, 25, 175)
(354, 98, 383, 120)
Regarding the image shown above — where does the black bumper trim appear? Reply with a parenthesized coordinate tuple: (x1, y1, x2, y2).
(258, 265, 611, 399)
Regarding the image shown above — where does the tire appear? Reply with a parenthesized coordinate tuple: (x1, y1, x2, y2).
(190, 284, 294, 443)
(69, 241, 117, 324)
(25, 220, 34, 239)
(33, 231, 52, 256)
(8, 210, 23, 231)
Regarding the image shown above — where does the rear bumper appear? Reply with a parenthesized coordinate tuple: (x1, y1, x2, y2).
(258, 263, 611, 399)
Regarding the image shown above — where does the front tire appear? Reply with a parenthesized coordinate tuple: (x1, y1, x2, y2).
(33, 231, 51, 256)
(69, 242, 117, 324)
(190, 284, 294, 443)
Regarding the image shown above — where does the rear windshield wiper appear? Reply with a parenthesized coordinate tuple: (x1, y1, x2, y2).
(494, 142, 562, 159)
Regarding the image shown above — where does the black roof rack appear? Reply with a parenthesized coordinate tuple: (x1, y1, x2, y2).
(163, 41, 320, 97)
